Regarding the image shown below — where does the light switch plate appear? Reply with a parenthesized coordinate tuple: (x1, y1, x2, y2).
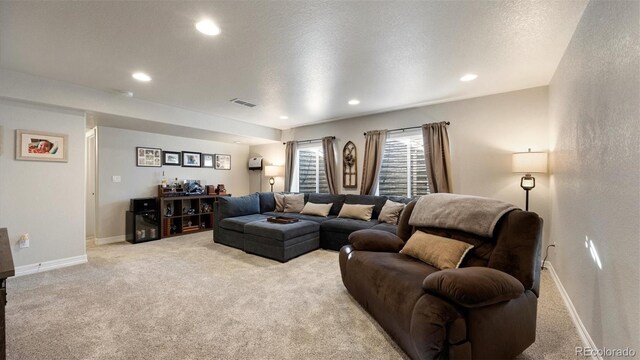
(112, 176, 121, 183)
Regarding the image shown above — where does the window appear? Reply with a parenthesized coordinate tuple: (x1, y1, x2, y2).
(296, 147, 329, 193)
(377, 131, 430, 197)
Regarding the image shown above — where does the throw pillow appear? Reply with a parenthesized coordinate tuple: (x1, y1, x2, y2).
(300, 202, 333, 217)
(378, 200, 406, 224)
(274, 193, 285, 212)
(400, 231, 474, 270)
(283, 193, 305, 213)
(337, 204, 375, 221)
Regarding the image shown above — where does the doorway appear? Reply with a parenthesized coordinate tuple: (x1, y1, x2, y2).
(86, 128, 97, 241)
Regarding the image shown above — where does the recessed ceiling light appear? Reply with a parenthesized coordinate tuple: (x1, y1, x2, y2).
(280, 115, 289, 120)
(234, 141, 241, 144)
(132, 72, 151, 82)
(348, 99, 360, 105)
(460, 73, 478, 82)
(196, 19, 221, 36)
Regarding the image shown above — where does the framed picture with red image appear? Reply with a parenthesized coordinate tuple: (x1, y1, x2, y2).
(15, 129, 68, 162)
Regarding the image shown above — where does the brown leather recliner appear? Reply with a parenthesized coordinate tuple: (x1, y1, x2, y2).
(339, 200, 543, 360)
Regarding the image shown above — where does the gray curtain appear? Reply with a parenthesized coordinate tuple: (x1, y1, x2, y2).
(422, 122, 452, 193)
(284, 141, 297, 192)
(322, 136, 338, 194)
(360, 130, 388, 195)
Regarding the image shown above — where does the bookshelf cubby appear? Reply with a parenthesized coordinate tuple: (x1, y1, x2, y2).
(158, 185, 230, 238)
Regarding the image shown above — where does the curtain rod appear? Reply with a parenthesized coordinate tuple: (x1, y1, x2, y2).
(282, 136, 335, 145)
(362, 122, 450, 136)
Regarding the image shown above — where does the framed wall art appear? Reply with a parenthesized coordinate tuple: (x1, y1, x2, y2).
(202, 154, 214, 168)
(136, 147, 162, 167)
(163, 151, 181, 166)
(182, 151, 201, 167)
(16, 129, 68, 162)
(342, 141, 357, 188)
(214, 154, 231, 170)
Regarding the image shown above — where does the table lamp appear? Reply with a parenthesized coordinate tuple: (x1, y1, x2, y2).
(512, 149, 547, 211)
(264, 165, 284, 192)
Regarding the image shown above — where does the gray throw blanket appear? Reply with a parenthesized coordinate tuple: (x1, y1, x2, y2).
(408, 193, 518, 238)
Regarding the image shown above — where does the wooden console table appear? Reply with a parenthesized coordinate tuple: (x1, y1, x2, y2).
(0, 229, 15, 360)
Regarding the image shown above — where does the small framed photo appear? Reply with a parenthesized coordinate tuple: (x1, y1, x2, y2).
(136, 147, 162, 167)
(202, 154, 214, 168)
(182, 151, 201, 167)
(16, 129, 68, 162)
(214, 154, 231, 170)
(163, 151, 181, 166)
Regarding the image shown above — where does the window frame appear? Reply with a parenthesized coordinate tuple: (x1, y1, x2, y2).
(292, 144, 328, 193)
(376, 130, 429, 198)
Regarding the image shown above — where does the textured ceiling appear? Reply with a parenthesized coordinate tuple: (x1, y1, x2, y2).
(0, 1, 587, 130)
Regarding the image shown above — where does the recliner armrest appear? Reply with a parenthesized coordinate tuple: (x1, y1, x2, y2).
(348, 229, 405, 252)
(423, 267, 524, 308)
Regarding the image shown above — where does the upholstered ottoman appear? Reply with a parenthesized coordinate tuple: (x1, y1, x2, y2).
(243, 220, 320, 262)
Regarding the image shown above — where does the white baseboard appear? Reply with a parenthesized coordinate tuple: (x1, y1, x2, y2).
(95, 235, 125, 245)
(15, 255, 88, 277)
(546, 262, 601, 360)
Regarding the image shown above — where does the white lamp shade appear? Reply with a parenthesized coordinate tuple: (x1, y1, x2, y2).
(264, 165, 284, 177)
(512, 151, 548, 174)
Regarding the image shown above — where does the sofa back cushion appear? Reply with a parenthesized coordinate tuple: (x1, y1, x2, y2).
(258, 192, 276, 213)
(387, 195, 413, 204)
(344, 194, 388, 219)
(308, 193, 346, 215)
(218, 193, 260, 219)
(399, 201, 542, 292)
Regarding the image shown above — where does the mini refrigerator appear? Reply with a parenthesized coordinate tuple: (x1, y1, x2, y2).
(126, 197, 160, 244)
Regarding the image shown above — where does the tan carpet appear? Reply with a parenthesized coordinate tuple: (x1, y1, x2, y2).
(7, 232, 582, 359)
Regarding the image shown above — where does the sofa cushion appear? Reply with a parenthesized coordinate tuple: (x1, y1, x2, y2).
(348, 229, 405, 252)
(258, 192, 277, 213)
(321, 218, 378, 234)
(371, 222, 398, 235)
(244, 219, 320, 241)
(218, 193, 260, 219)
(300, 202, 333, 217)
(284, 194, 305, 213)
(274, 193, 285, 212)
(378, 200, 406, 224)
(387, 195, 413, 204)
(219, 214, 269, 232)
(338, 204, 375, 221)
(344, 194, 388, 219)
(308, 193, 346, 215)
(344, 252, 439, 333)
(401, 231, 475, 270)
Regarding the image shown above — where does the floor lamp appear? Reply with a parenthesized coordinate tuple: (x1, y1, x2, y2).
(264, 165, 284, 192)
(512, 149, 547, 211)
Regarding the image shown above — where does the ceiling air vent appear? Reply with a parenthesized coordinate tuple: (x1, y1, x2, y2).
(229, 98, 257, 108)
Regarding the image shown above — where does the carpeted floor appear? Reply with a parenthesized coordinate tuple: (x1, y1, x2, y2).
(7, 232, 582, 359)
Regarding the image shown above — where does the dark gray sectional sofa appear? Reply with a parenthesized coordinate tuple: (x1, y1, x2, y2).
(213, 192, 410, 262)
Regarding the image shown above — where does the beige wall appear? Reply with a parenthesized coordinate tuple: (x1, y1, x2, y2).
(249, 143, 286, 193)
(548, 0, 640, 352)
(96, 126, 252, 239)
(251, 86, 550, 242)
(0, 99, 86, 267)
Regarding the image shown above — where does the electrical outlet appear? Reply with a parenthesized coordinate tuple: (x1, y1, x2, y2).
(19, 233, 30, 248)
(112, 175, 121, 183)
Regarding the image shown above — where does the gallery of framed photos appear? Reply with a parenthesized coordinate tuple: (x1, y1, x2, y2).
(135, 147, 231, 170)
